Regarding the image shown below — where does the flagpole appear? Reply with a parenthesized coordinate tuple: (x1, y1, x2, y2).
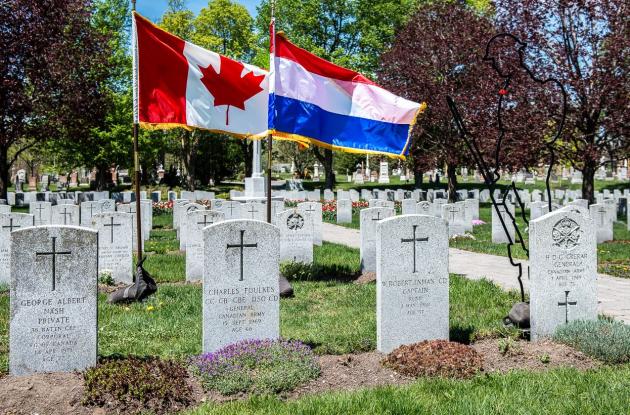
(266, 2, 276, 224)
(131, 0, 143, 275)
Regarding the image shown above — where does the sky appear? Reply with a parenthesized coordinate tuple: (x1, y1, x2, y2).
(136, 0, 262, 21)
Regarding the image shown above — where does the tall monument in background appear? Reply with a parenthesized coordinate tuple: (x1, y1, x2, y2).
(244, 139, 265, 198)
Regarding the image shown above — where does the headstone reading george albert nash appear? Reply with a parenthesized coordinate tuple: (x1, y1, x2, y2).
(10, 226, 98, 375)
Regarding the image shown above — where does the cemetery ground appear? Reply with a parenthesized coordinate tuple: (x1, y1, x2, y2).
(0, 211, 629, 414)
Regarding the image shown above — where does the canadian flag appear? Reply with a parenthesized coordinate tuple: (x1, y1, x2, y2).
(133, 12, 269, 138)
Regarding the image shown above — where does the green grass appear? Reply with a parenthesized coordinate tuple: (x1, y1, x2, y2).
(185, 366, 630, 415)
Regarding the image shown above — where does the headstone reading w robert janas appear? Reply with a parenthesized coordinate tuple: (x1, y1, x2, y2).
(9, 226, 98, 375)
(529, 207, 597, 340)
(202, 220, 280, 352)
(376, 215, 449, 353)
(0, 213, 35, 284)
(92, 212, 133, 284)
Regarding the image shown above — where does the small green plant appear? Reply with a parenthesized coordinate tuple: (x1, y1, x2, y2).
(98, 270, 115, 286)
(280, 261, 314, 281)
(383, 340, 483, 379)
(83, 357, 193, 414)
(190, 339, 320, 395)
(498, 337, 520, 356)
(539, 353, 551, 364)
(553, 319, 630, 364)
(0, 282, 8, 294)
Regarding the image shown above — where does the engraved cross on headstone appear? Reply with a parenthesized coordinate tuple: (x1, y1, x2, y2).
(371, 211, 384, 221)
(197, 214, 214, 228)
(227, 203, 236, 216)
(2, 218, 20, 232)
(247, 204, 257, 219)
(558, 290, 578, 323)
(304, 205, 316, 215)
(446, 206, 459, 223)
(36, 205, 45, 221)
(226, 230, 258, 281)
(400, 225, 429, 273)
(103, 216, 121, 244)
(596, 207, 607, 227)
(60, 207, 72, 225)
(36, 236, 71, 291)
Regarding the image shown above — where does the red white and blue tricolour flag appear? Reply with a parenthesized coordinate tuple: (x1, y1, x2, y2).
(268, 22, 425, 158)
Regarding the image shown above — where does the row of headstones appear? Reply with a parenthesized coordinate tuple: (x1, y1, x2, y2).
(8, 206, 598, 375)
(0, 202, 153, 285)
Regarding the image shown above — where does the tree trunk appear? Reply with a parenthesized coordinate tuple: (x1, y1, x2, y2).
(447, 164, 458, 202)
(313, 148, 335, 189)
(180, 131, 196, 190)
(0, 146, 8, 200)
(94, 164, 110, 191)
(414, 170, 423, 188)
(581, 160, 596, 205)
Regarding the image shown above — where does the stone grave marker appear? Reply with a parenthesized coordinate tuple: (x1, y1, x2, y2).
(416, 201, 433, 216)
(92, 212, 133, 283)
(465, 198, 480, 220)
(0, 205, 10, 214)
(185, 210, 225, 281)
(116, 203, 146, 251)
(51, 204, 80, 226)
(141, 200, 153, 238)
(297, 201, 323, 245)
(336, 199, 352, 224)
(360, 207, 395, 273)
(456, 201, 473, 232)
(178, 203, 206, 249)
(376, 215, 449, 353)
(0, 213, 35, 284)
(98, 199, 116, 213)
(220, 201, 243, 220)
(401, 199, 416, 215)
(80, 201, 100, 226)
(202, 220, 280, 352)
(278, 209, 313, 264)
(241, 202, 266, 221)
(529, 208, 597, 340)
(9, 226, 98, 375)
(491, 203, 516, 243)
(530, 201, 549, 221)
(30, 201, 52, 226)
(589, 203, 613, 243)
(441, 204, 465, 237)
(323, 189, 334, 200)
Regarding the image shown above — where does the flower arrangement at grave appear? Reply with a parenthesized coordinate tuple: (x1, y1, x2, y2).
(153, 200, 173, 214)
(190, 339, 320, 395)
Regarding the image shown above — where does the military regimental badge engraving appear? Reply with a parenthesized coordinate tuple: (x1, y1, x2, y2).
(287, 213, 304, 230)
(552, 216, 582, 250)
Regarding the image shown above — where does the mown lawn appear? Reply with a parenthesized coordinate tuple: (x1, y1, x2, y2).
(185, 366, 630, 415)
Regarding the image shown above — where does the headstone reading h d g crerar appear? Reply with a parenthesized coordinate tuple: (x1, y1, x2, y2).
(529, 207, 597, 340)
(360, 207, 395, 273)
(92, 212, 133, 284)
(202, 220, 280, 352)
(10, 226, 98, 375)
(376, 215, 449, 353)
(0, 213, 35, 284)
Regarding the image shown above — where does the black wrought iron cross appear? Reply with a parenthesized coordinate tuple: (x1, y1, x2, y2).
(400, 225, 429, 273)
(103, 216, 121, 244)
(2, 218, 20, 232)
(558, 290, 577, 323)
(36, 236, 71, 291)
(226, 230, 258, 281)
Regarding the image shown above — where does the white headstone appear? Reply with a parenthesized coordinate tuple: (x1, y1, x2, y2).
(202, 220, 280, 352)
(92, 212, 133, 283)
(360, 207, 395, 273)
(185, 210, 225, 281)
(297, 202, 323, 245)
(0, 213, 35, 284)
(378, 162, 390, 184)
(241, 202, 266, 221)
(9, 226, 98, 375)
(376, 215, 449, 353)
(30, 201, 52, 226)
(278, 209, 313, 264)
(491, 203, 515, 243)
(529, 208, 597, 340)
(51, 204, 80, 226)
(441, 203, 465, 237)
(589, 203, 613, 243)
(336, 199, 352, 224)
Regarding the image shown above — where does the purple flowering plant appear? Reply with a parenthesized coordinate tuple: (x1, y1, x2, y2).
(190, 339, 320, 395)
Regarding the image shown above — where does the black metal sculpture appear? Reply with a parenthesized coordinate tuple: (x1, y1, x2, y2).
(447, 33, 567, 302)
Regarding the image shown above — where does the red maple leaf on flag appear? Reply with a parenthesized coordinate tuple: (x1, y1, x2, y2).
(198, 55, 265, 125)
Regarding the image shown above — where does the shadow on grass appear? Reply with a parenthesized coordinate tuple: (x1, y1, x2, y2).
(281, 262, 359, 283)
(450, 326, 475, 344)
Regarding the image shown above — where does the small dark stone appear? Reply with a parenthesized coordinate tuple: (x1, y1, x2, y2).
(503, 302, 530, 328)
(279, 275, 294, 298)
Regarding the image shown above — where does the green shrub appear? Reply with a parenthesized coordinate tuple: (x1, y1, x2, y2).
(553, 319, 630, 364)
(190, 339, 320, 395)
(83, 357, 193, 414)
